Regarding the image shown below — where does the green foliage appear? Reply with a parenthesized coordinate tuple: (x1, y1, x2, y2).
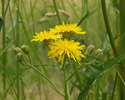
(77, 56, 122, 100)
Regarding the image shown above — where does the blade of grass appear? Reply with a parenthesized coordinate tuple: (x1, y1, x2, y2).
(8, 4, 16, 44)
(101, 0, 117, 57)
(16, 6, 48, 76)
(16, 1, 20, 100)
(4, 0, 10, 18)
(29, 64, 65, 97)
(117, 71, 125, 86)
(53, 0, 62, 24)
(2, 0, 7, 94)
(0, 40, 14, 56)
(30, 0, 35, 34)
(67, 0, 79, 18)
(111, 72, 118, 100)
(119, 0, 125, 100)
(78, 8, 98, 26)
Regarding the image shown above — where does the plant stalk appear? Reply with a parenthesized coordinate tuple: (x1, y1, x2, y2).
(119, 0, 125, 100)
(101, 1, 118, 100)
(101, 0, 117, 57)
(62, 60, 70, 100)
(2, 0, 6, 94)
(29, 63, 64, 97)
(53, 0, 61, 24)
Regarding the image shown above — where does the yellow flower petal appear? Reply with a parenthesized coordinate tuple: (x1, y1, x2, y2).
(48, 39, 85, 64)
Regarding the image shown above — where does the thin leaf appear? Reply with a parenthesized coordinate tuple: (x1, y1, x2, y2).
(77, 56, 122, 100)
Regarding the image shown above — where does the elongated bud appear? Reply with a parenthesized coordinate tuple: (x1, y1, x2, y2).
(94, 49, 103, 59)
(85, 45, 96, 56)
(14, 47, 22, 55)
(16, 53, 23, 62)
(21, 45, 30, 54)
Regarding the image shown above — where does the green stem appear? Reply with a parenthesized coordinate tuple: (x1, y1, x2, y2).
(53, 0, 62, 24)
(62, 60, 70, 100)
(119, 0, 125, 100)
(16, 0, 20, 100)
(8, 4, 16, 44)
(101, 0, 117, 57)
(16, 0, 20, 47)
(72, 63, 82, 89)
(17, 63, 20, 100)
(30, 0, 35, 34)
(2, 0, 6, 94)
(21, 78, 26, 100)
(29, 63, 64, 97)
(117, 71, 125, 86)
(111, 72, 118, 100)
(17, 8, 48, 77)
(96, 82, 99, 100)
(66, 62, 85, 82)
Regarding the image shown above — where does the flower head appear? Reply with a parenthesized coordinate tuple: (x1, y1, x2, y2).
(48, 39, 85, 64)
(31, 30, 62, 44)
(50, 22, 86, 37)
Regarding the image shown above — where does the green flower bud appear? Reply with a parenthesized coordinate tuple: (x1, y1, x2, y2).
(5, 35, 11, 43)
(21, 45, 30, 54)
(16, 53, 23, 62)
(14, 47, 22, 55)
(94, 49, 103, 59)
(85, 45, 96, 56)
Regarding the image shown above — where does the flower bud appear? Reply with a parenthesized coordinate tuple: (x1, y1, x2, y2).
(94, 49, 103, 59)
(85, 45, 96, 56)
(14, 47, 22, 55)
(5, 35, 11, 43)
(21, 45, 30, 54)
(16, 53, 23, 62)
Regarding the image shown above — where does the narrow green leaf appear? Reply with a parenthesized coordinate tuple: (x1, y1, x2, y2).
(77, 56, 122, 100)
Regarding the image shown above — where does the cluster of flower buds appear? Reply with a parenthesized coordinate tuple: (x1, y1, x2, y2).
(85, 45, 103, 59)
(14, 45, 30, 62)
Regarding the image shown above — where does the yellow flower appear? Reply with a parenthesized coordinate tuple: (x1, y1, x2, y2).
(50, 22, 86, 37)
(31, 30, 62, 44)
(48, 39, 85, 64)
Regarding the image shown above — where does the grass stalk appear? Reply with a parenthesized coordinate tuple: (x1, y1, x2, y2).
(73, 63, 82, 90)
(101, 1, 118, 100)
(53, 0, 62, 24)
(96, 82, 99, 100)
(111, 72, 118, 100)
(2, 0, 6, 94)
(62, 60, 70, 100)
(21, 78, 26, 100)
(30, 0, 35, 34)
(8, 4, 16, 44)
(16, 0, 20, 100)
(28, 63, 65, 97)
(15, 4, 48, 76)
(16, 0, 20, 46)
(119, 0, 125, 99)
(101, 0, 117, 57)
